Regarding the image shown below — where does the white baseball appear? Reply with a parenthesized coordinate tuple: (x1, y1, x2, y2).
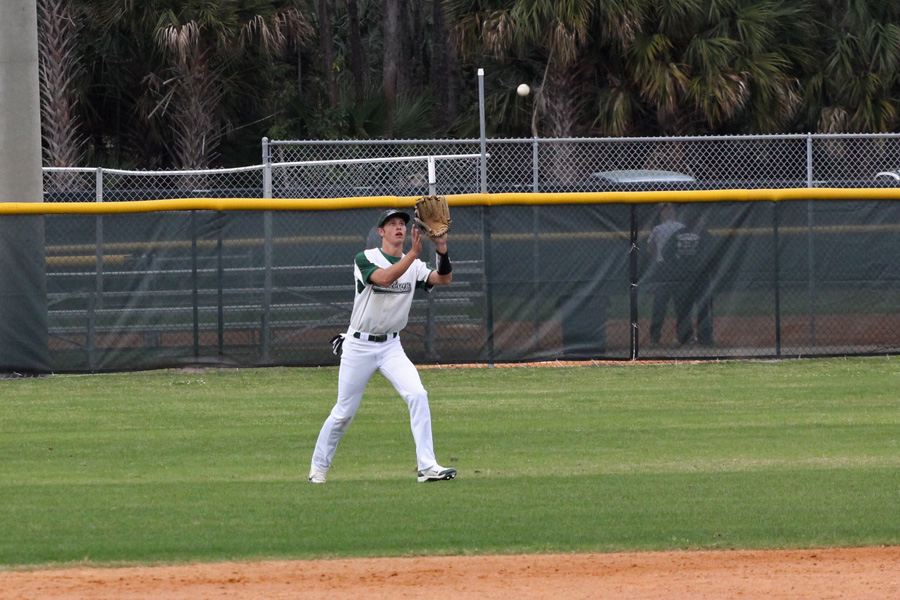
(516, 83, 530, 97)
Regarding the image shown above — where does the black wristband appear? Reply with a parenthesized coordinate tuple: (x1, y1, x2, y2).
(436, 250, 452, 275)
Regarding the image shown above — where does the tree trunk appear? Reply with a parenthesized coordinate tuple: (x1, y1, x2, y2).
(37, 0, 84, 172)
(347, 0, 364, 102)
(543, 65, 583, 184)
(317, 0, 338, 109)
(383, 0, 401, 137)
(407, 0, 424, 89)
(170, 48, 222, 169)
(432, 0, 459, 129)
(545, 66, 580, 139)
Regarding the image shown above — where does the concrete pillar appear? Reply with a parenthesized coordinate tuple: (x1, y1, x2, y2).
(0, 0, 50, 373)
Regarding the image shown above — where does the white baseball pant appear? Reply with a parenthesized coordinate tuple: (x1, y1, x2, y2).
(311, 334, 437, 473)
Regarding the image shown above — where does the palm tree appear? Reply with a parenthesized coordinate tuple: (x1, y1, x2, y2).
(804, 0, 900, 133)
(449, 0, 599, 139)
(594, 0, 818, 137)
(432, 0, 461, 129)
(37, 0, 86, 171)
(347, 0, 366, 103)
(383, 0, 403, 137)
(88, 0, 312, 168)
(317, 0, 339, 109)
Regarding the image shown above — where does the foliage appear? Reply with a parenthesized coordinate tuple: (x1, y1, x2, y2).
(592, 0, 822, 136)
(35, 1, 900, 168)
(804, 0, 900, 133)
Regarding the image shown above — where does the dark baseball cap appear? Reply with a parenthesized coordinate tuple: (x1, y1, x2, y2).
(376, 209, 410, 229)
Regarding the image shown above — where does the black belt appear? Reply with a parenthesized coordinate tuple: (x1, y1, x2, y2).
(352, 331, 398, 342)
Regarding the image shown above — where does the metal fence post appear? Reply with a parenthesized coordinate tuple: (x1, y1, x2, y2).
(773, 202, 782, 357)
(95, 167, 103, 203)
(531, 138, 541, 351)
(191, 211, 200, 359)
(482, 204, 495, 363)
(217, 232, 225, 357)
(427, 155, 437, 195)
(425, 155, 437, 358)
(94, 168, 104, 309)
(807, 200, 817, 347)
(262, 137, 272, 199)
(478, 69, 487, 194)
(629, 205, 639, 359)
(262, 137, 273, 359)
(478, 68, 495, 362)
(532, 201, 541, 352)
(91, 167, 104, 366)
(86, 293, 96, 370)
(806, 134, 817, 347)
(806, 134, 814, 187)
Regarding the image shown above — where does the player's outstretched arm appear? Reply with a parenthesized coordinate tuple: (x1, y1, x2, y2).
(429, 233, 452, 286)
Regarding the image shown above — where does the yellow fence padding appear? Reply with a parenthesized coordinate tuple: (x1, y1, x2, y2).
(3, 188, 900, 214)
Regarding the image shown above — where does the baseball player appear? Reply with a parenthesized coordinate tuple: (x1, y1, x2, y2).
(663, 205, 715, 346)
(646, 203, 684, 345)
(309, 208, 456, 483)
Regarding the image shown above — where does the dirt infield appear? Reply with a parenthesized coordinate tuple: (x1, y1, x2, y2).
(2, 546, 898, 600)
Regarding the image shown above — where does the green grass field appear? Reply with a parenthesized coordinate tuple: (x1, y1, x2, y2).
(1, 357, 898, 569)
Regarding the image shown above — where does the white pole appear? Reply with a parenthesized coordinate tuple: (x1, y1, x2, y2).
(478, 68, 487, 194)
(427, 156, 437, 195)
(261, 138, 273, 358)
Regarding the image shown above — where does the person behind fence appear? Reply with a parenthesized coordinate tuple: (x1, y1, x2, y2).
(308, 208, 457, 484)
(646, 203, 684, 345)
(662, 205, 715, 346)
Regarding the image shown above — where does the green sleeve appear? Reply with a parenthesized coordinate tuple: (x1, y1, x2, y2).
(416, 271, 434, 290)
(356, 251, 378, 284)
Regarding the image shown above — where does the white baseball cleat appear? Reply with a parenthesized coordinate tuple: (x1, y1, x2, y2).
(417, 464, 457, 483)
(308, 467, 327, 483)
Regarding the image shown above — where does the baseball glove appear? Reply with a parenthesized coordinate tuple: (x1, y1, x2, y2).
(414, 195, 452, 238)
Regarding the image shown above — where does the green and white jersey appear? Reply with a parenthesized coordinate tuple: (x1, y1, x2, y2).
(349, 248, 433, 334)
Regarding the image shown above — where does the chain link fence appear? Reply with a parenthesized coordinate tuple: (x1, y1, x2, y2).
(269, 134, 900, 191)
(44, 134, 900, 202)
(43, 166, 265, 202)
(32, 134, 900, 372)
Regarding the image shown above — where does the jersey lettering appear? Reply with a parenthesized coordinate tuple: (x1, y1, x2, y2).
(373, 281, 412, 294)
(676, 232, 701, 257)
